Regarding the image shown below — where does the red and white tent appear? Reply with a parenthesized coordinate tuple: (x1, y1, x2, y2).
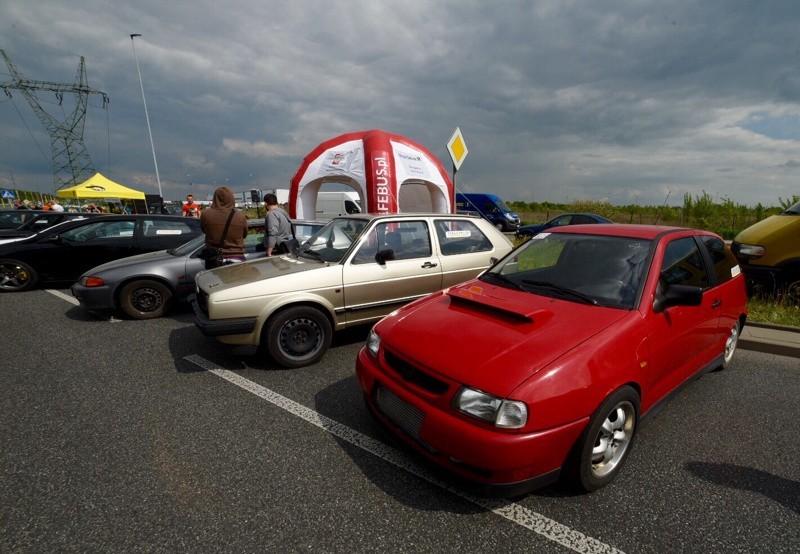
(288, 129, 453, 219)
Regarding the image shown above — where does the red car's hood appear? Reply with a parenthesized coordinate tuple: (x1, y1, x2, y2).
(380, 280, 629, 398)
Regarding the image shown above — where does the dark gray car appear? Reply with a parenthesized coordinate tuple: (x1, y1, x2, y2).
(72, 220, 324, 319)
(0, 215, 203, 292)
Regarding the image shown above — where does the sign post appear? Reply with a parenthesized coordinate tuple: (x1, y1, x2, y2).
(446, 127, 468, 213)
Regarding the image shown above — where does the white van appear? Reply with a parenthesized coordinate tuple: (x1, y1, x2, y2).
(315, 191, 362, 220)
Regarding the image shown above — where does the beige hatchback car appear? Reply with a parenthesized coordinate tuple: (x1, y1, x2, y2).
(192, 213, 513, 367)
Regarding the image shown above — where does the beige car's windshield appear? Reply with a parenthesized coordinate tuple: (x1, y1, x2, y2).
(299, 218, 368, 263)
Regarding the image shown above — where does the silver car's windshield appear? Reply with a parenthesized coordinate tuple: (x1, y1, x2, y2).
(298, 218, 368, 263)
(482, 232, 651, 309)
(170, 234, 206, 256)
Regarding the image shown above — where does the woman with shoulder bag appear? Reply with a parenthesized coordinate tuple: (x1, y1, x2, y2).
(200, 187, 248, 269)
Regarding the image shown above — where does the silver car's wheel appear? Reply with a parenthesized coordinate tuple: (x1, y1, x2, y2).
(265, 306, 332, 368)
(718, 320, 740, 370)
(569, 386, 639, 492)
(0, 259, 37, 292)
(120, 280, 172, 319)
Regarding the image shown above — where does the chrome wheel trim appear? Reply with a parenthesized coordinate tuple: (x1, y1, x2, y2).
(724, 323, 740, 365)
(590, 401, 636, 479)
(0, 262, 31, 291)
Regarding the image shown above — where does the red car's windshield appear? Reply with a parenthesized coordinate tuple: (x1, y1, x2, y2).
(482, 233, 652, 309)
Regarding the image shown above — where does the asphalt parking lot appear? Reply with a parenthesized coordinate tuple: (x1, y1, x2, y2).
(2, 290, 799, 553)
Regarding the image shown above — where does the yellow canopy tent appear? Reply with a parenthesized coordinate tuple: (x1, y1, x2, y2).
(57, 173, 146, 200)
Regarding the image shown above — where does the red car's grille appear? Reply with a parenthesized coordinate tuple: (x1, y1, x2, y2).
(384, 350, 449, 395)
(375, 385, 425, 441)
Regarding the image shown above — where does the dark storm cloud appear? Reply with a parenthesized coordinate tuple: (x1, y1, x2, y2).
(1, 0, 798, 205)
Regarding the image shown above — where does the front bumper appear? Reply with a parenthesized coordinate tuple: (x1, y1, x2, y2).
(191, 296, 257, 337)
(355, 347, 588, 496)
(71, 282, 115, 313)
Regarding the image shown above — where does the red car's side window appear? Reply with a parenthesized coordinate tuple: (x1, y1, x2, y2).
(700, 236, 739, 285)
(660, 237, 710, 289)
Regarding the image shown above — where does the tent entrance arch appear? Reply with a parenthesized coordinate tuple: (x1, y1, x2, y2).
(289, 130, 453, 219)
(301, 179, 365, 220)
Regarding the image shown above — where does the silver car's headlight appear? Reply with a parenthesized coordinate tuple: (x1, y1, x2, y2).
(366, 329, 381, 357)
(454, 387, 528, 429)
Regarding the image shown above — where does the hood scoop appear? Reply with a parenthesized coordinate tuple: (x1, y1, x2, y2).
(447, 285, 553, 323)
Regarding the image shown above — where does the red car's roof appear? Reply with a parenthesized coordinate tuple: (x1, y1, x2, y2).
(548, 223, 692, 240)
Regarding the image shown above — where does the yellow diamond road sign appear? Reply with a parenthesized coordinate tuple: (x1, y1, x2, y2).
(447, 127, 468, 171)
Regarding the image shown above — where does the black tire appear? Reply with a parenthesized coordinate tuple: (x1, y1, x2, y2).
(568, 386, 640, 492)
(717, 320, 741, 371)
(0, 259, 38, 292)
(783, 278, 800, 306)
(264, 306, 332, 368)
(119, 280, 172, 319)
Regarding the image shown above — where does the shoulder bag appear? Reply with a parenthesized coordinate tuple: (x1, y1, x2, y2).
(203, 210, 235, 269)
(274, 210, 299, 255)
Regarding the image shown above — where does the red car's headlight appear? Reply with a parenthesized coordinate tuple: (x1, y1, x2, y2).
(367, 328, 381, 357)
(454, 387, 528, 429)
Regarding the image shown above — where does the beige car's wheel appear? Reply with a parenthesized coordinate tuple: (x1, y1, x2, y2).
(265, 306, 332, 368)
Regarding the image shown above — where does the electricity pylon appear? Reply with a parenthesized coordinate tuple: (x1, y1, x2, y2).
(0, 49, 109, 190)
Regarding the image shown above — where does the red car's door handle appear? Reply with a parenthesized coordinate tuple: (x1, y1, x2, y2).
(712, 299, 722, 308)
(421, 261, 438, 268)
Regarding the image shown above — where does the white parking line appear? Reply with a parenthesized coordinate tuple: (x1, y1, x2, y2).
(185, 354, 623, 554)
(47, 289, 79, 305)
(47, 289, 123, 321)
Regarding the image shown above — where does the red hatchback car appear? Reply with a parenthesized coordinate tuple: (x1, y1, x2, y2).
(356, 224, 748, 495)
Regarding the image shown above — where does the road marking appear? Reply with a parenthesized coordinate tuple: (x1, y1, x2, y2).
(185, 354, 623, 554)
(46, 289, 122, 321)
(47, 289, 79, 305)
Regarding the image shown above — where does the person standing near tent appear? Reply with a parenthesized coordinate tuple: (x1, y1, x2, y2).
(50, 199, 64, 212)
(264, 193, 293, 256)
(200, 187, 247, 266)
(183, 194, 201, 217)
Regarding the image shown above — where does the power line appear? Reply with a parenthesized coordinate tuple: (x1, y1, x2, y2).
(0, 48, 109, 191)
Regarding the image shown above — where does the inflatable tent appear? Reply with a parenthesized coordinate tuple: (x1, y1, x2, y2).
(289, 130, 453, 219)
(57, 172, 146, 200)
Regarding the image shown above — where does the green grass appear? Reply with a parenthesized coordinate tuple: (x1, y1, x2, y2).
(746, 297, 800, 327)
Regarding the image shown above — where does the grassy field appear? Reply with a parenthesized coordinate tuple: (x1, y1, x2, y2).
(509, 192, 799, 239)
(746, 296, 800, 327)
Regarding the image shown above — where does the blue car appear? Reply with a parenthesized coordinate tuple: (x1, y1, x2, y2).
(516, 213, 612, 238)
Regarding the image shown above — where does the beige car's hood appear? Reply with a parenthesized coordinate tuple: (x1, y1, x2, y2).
(195, 255, 328, 294)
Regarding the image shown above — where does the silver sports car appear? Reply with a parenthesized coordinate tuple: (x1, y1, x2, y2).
(72, 219, 323, 319)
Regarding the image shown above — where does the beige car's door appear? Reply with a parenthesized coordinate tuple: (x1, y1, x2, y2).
(433, 218, 506, 287)
(341, 220, 442, 325)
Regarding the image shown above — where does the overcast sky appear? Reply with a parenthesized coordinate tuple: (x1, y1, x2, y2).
(2, 0, 799, 207)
